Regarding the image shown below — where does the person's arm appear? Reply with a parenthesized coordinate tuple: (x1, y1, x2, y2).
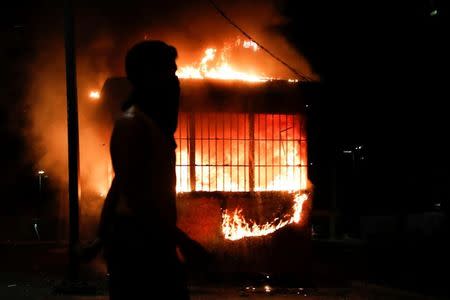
(97, 176, 118, 239)
(111, 116, 211, 266)
(175, 227, 213, 269)
(75, 177, 118, 262)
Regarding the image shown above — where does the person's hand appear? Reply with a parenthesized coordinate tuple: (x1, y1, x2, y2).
(177, 231, 213, 269)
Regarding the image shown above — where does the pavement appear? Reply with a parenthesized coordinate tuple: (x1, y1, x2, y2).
(1, 239, 448, 299)
(1, 281, 440, 300)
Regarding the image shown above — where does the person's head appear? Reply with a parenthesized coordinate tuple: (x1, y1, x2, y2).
(125, 40, 178, 88)
(124, 40, 180, 135)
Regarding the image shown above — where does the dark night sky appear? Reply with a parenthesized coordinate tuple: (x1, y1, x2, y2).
(275, 0, 449, 212)
(1, 0, 449, 214)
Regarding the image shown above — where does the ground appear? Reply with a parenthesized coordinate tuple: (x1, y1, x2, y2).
(1, 239, 448, 299)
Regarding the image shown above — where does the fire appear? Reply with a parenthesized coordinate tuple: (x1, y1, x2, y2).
(176, 149, 191, 192)
(242, 40, 258, 51)
(222, 193, 308, 241)
(89, 90, 100, 100)
(91, 41, 309, 241)
(172, 112, 309, 240)
(176, 38, 294, 82)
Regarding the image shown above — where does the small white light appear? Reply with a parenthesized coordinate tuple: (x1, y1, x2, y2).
(343, 150, 353, 154)
(38, 170, 45, 175)
(89, 90, 101, 100)
(430, 9, 438, 16)
(264, 285, 272, 293)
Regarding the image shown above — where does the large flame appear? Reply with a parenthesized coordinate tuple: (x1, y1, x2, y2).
(173, 112, 309, 240)
(96, 115, 308, 241)
(222, 193, 308, 241)
(176, 39, 298, 82)
(93, 44, 308, 241)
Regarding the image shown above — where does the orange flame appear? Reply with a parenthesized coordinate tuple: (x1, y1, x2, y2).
(92, 43, 308, 240)
(176, 39, 297, 82)
(95, 113, 309, 241)
(222, 193, 308, 241)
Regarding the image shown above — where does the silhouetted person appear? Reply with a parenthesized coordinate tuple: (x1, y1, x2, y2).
(80, 40, 210, 300)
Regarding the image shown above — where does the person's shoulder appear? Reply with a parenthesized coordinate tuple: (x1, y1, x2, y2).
(113, 106, 158, 137)
(111, 107, 140, 136)
(114, 106, 140, 126)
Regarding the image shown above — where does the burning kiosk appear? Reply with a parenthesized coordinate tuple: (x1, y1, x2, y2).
(99, 77, 313, 278)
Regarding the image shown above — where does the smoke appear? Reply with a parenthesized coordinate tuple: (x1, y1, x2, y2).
(24, 0, 315, 237)
(70, 0, 316, 79)
(24, 33, 114, 235)
(166, 0, 314, 80)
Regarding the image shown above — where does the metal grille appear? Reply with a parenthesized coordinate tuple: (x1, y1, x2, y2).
(174, 112, 191, 192)
(254, 114, 307, 191)
(174, 112, 307, 192)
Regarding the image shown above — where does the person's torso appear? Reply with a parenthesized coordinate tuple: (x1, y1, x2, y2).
(114, 105, 177, 225)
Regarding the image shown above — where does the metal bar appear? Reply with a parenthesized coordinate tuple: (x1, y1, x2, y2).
(181, 114, 184, 190)
(285, 114, 288, 183)
(272, 113, 275, 189)
(200, 114, 204, 190)
(265, 114, 268, 189)
(222, 113, 225, 191)
(177, 116, 180, 189)
(278, 114, 282, 188)
(237, 114, 239, 191)
(249, 112, 255, 191)
(257, 114, 260, 189)
(208, 113, 211, 191)
(185, 114, 188, 189)
(189, 112, 196, 192)
(244, 114, 247, 191)
(292, 115, 295, 187)
(193, 137, 306, 142)
(184, 114, 187, 190)
(215, 112, 218, 191)
(64, 0, 80, 280)
(230, 114, 233, 191)
(298, 114, 302, 189)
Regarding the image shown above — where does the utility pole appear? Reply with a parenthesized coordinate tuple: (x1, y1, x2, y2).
(64, 0, 80, 280)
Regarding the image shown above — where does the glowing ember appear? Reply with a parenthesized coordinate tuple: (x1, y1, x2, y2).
(222, 193, 308, 241)
(176, 38, 295, 82)
(89, 90, 100, 100)
(242, 40, 259, 51)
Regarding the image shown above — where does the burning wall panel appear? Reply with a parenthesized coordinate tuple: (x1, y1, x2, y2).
(98, 78, 308, 240)
(174, 112, 307, 193)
